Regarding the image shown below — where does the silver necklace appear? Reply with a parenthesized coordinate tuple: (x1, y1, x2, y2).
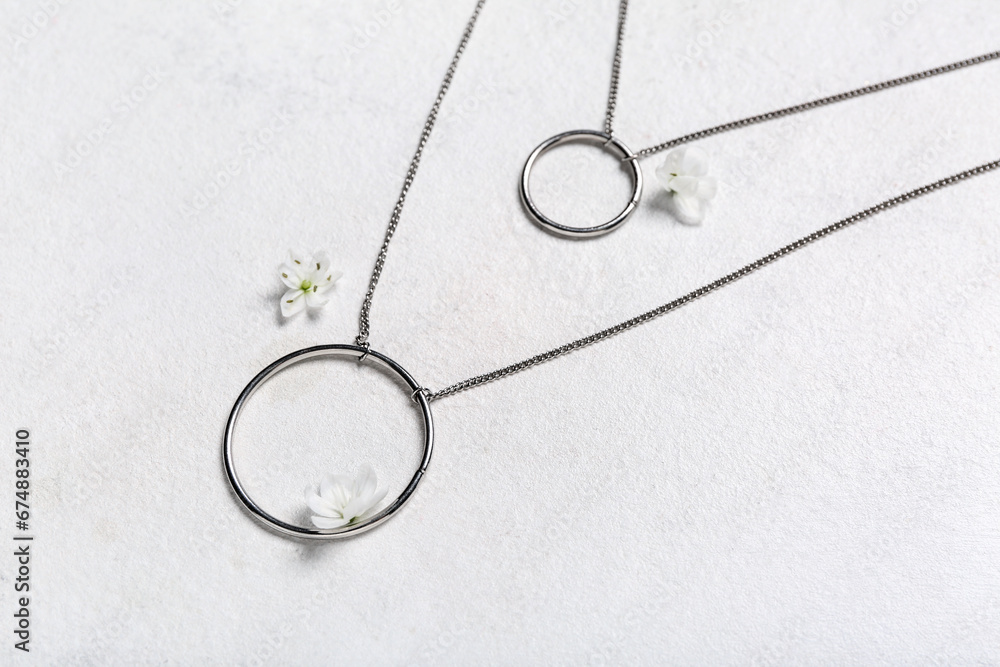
(521, 0, 1000, 237)
(223, 0, 999, 540)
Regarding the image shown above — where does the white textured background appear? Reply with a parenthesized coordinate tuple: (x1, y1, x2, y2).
(2, 0, 1000, 663)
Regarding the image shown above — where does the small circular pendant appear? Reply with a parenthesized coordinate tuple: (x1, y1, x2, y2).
(223, 344, 433, 540)
(520, 129, 642, 238)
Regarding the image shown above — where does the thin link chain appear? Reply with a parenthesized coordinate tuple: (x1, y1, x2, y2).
(353, 0, 999, 400)
(601, 0, 999, 156)
(603, 0, 630, 135)
(427, 159, 1000, 401)
(355, 0, 487, 346)
(637, 50, 1000, 157)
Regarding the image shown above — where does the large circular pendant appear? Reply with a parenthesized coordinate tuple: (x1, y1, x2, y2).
(520, 129, 642, 238)
(223, 344, 434, 540)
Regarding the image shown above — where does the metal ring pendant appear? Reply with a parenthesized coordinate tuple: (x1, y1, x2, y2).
(520, 129, 642, 238)
(223, 344, 433, 540)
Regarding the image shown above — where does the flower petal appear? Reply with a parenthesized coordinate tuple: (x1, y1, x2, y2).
(321, 474, 353, 507)
(695, 176, 718, 201)
(279, 264, 301, 288)
(355, 464, 378, 500)
(304, 486, 337, 517)
(311, 252, 331, 279)
(352, 486, 387, 522)
(366, 485, 388, 514)
(317, 270, 342, 292)
(680, 146, 709, 176)
(654, 163, 677, 193)
(668, 174, 701, 198)
(659, 148, 684, 175)
(341, 496, 370, 522)
(672, 192, 707, 225)
(287, 251, 312, 279)
(305, 289, 329, 309)
(311, 514, 350, 529)
(281, 289, 307, 317)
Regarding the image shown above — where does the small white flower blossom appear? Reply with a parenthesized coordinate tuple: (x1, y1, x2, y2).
(280, 250, 342, 317)
(304, 464, 388, 529)
(655, 146, 718, 225)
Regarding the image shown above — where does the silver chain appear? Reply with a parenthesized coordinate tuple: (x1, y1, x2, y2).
(355, 0, 487, 346)
(354, 0, 999, 401)
(637, 50, 1000, 157)
(427, 159, 999, 400)
(602, 0, 999, 157)
(603, 0, 630, 135)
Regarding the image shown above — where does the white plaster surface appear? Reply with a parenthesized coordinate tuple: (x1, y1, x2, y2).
(2, 0, 1000, 663)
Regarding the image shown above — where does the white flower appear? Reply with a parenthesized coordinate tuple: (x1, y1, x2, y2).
(280, 250, 342, 317)
(304, 464, 388, 529)
(655, 146, 718, 224)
